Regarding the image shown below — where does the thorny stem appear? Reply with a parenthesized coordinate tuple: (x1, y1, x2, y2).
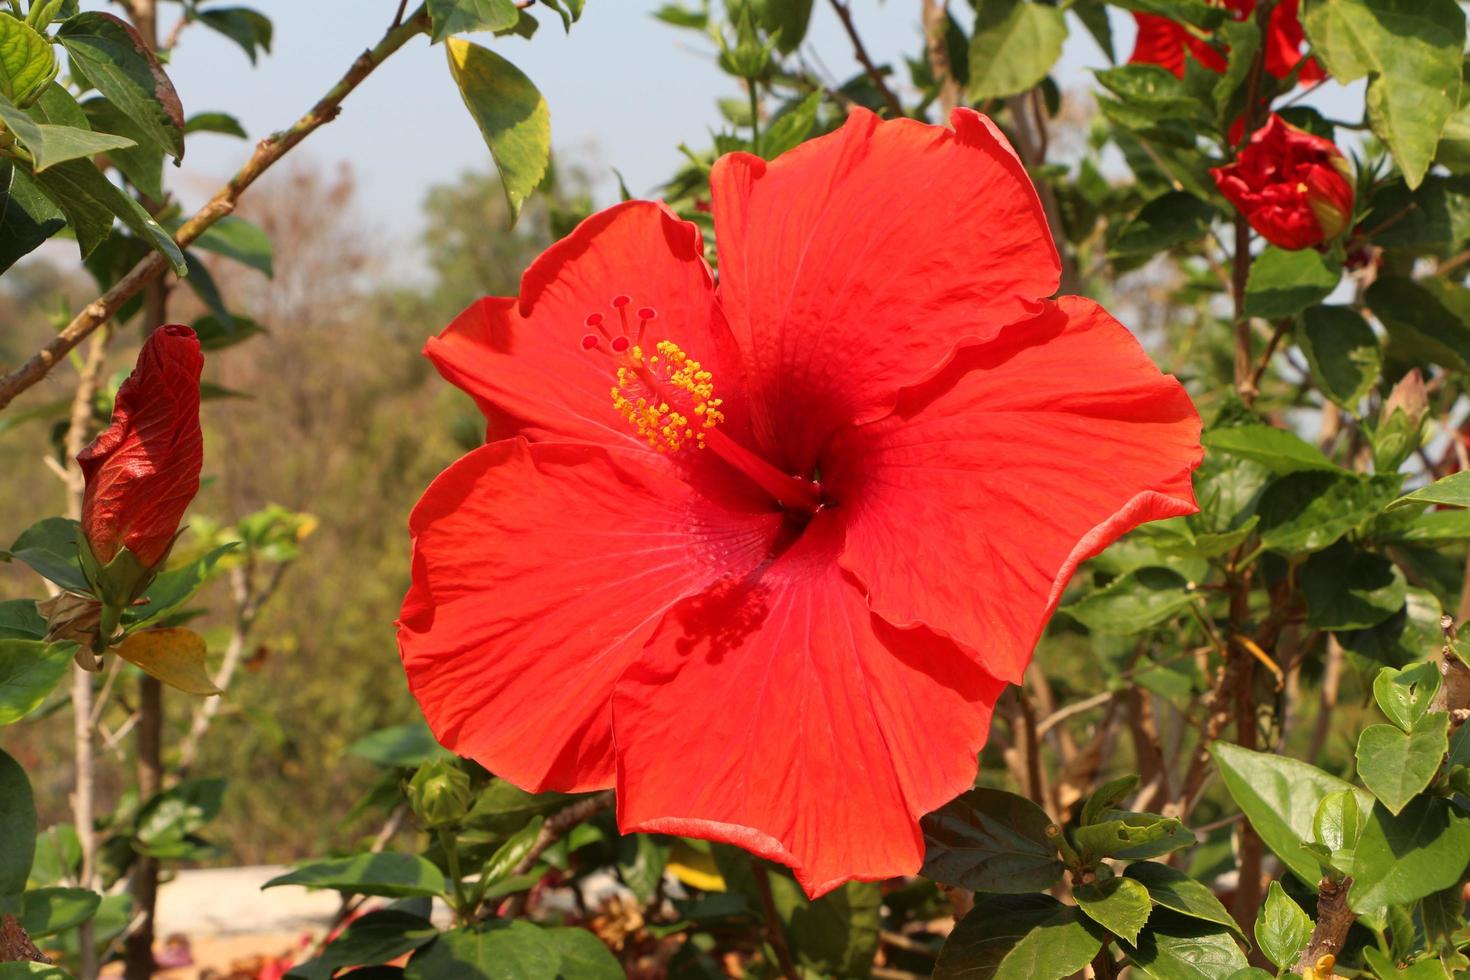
(0, 4, 432, 413)
(826, 0, 904, 119)
(750, 857, 800, 980)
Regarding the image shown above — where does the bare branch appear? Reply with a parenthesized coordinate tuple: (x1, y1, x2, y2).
(0, 5, 431, 412)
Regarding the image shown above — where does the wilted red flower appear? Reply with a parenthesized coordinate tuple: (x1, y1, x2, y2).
(1131, 0, 1323, 83)
(1212, 114, 1354, 250)
(78, 324, 204, 569)
(398, 108, 1203, 896)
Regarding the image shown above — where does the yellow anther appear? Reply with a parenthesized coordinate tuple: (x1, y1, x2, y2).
(609, 338, 726, 452)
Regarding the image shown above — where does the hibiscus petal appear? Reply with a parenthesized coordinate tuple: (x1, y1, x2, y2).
(709, 107, 1060, 471)
(398, 438, 781, 792)
(425, 201, 745, 451)
(612, 515, 1005, 897)
(826, 297, 1203, 684)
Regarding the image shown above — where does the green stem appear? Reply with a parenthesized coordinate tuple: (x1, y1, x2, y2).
(748, 78, 761, 154)
(437, 829, 471, 923)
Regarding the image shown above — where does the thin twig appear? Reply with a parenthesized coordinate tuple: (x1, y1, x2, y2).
(750, 857, 800, 980)
(64, 328, 110, 980)
(500, 790, 616, 917)
(921, 0, 960, 116)
(826, 0, 903, 118)
(0, 5, 431, 413)
(1037, 690, 1116, 736)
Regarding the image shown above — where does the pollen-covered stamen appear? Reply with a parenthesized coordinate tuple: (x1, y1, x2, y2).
(610, 340, 726, 453)
(576, 302, 821, 514)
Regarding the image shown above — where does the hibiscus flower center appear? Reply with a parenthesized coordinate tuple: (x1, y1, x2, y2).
(580, 295, 825, 516)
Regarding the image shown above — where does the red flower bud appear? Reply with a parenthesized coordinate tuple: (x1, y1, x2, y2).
(1211, 115, 1355, 251)
(77, 324, 204, 569)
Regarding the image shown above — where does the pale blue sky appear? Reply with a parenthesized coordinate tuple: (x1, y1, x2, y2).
(145, 2, 1357, 265)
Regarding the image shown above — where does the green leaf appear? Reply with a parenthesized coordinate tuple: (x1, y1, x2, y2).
(1108, 0, 1228, 29)
(1313, 789, 1365, 870)
(57, 12, 185, 159)
(0, 965, 73, 979)
(7, 517, 87, 593)
(1122, 919, 1249, 979)
(445, 38, 549, 222)
(192, 312, 266, 351)
(0, 601, 45, 641)
(0, 640, 72, 726)
(1299, 305, 1382, 409)
(538, 0, 584, 31)
(1075, 876, 1152, 945)
(542, 927, 622, 979)
(82, 95, 163, 200)
(429, 0, 521, 43)
(0, 14, 57, 106)
(0, 160, 65, 272)
(919, 787, 1065, 893)
(934, 893, 1105, 980)
(1256, 472, 1401, 554)
(1082, 775, 1140, 827)
(1094, 63, 1206, 122)
(1301, 541, 1406, 630)
(1108, 191, 1217, 260)
(31, 158, 186, 272)
(756, 0, 813, 54)
(0, 93, 134, 172)
(1243, 246, 1342, 320)
(284, 910, 437, 980)
(1370, 276, 1470, 373)
(184, 111, 246, 138)
(1125, 862, 1244, 940)
(480, 815, 543, 890)
(405, 921, 559, 980)
(767, 876, 881, 977)
(348, 722, 449, 769)
(18, 887, 100, 938)
(615, 833, 666, 904)
(184, 215, 273, 277)
(1351, 796, 1470, 912)
(1254, 881, 1313, 969)
(1365, 176, 1470, 257)
(136, 777, 226, 852)
(0, 749, 37, 912)
(1302, 0, 1464, 189)
(1063, 567, 1197, 634)
(264, 853, 450, 899)
(124, 543, 236, 629)
(967, 0, 1067, 102)
(760, 91, 820, 160)
(26, 825, 79, 890)
(1212, 741, 1375, 886)
(196, 7, 273, 64)
(1074, 813, 1195, 864)
(1201, 425, 1338, 475)
(1357, 714, 1449, 816)
(1374, 662, 1443, 731)
(1388, 471, 1470, 512)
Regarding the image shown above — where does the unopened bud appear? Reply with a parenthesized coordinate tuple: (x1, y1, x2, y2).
(407, 759, 472, 829)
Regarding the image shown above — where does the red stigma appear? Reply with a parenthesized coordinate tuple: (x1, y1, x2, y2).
(585, 313, 604, 328)
(638, 307, 657, 321)
(611, 295, 631, 309)
(611, 336, 631, 353)
(581, 334, 600, 350)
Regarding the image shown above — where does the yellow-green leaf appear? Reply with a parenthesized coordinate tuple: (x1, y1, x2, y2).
(445, 37, 549, 221)
(115, 628, 221, 696)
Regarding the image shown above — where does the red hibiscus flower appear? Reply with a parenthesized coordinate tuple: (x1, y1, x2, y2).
(398, 108, 1203, 896)
(1131, 0, 1324, 84)
(78, 324, 204, 570)
(1212, 113, 1354, 250)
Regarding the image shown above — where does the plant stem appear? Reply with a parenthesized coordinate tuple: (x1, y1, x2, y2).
(499, 790, 615, 918)
(749, 857, 799, 980)
(1231, 1, 1274, 406)
(438, 829, 472, 923)
(0, 3, 432, 413)
(827, 0, 903, 118)
(63, 327, 110, 980)
(749, 78, 761, 155)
